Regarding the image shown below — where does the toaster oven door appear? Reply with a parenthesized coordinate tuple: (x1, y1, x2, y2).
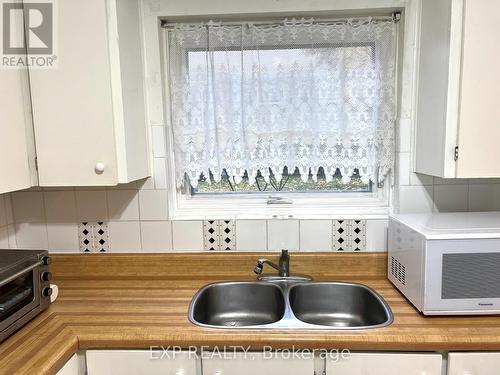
(424, 239, 500, 314)
(0, 262, 41, 333)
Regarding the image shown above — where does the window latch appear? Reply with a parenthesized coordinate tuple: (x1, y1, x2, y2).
(267, 196, 293, 205)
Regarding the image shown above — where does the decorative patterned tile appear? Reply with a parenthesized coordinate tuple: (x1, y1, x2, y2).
(219, 220, 236, 251)
(94, 222, 109, 252)
(203, 220, 236, 251)
(78, 222, 109, 252)
(333, 220, 349, 251)
(78, 222, 94, 252)
(203, 220, 219, 251)
(333, 220, 367, 252)
(350, 220, 366, 251)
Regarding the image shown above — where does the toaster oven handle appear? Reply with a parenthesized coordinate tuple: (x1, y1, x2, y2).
(0, 261, 43, 288)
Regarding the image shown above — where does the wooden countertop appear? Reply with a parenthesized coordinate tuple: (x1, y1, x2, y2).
(1, 252, 500, 375)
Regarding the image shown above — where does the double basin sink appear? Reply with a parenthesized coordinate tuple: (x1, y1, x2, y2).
(189, 279, 393, 330)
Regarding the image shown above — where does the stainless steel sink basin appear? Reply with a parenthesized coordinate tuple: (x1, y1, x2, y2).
(190, 282, 285, 327)
(189, 280, 393, 330)
(289, 282, 393, 328)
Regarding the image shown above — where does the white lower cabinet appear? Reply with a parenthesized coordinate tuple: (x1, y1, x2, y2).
(448, 352, 500, 375)
(325, 353, 443, 375)
(86, 350, 198, 375)
(73, 350, 500, 375)
(56, 353, 86, 375)
(201, 351, 315, 375)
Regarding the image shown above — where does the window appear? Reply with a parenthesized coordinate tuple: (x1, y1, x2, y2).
(164, 17, 397, 218)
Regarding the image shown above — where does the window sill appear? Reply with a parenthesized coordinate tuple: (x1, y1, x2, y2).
(169, 202, 391, 220)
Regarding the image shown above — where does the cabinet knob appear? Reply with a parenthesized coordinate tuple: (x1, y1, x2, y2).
(95, 162, 105, 174)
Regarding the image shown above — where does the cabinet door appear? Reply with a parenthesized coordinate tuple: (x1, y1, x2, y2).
(0, 16, 35, 194)
(56, 353, 86, 375)
(456, 0, 500, 177)
(448, 352, 500, 375)
(202, 352, 314, 375)
(325, 353, 442, 375)
(86, 350, 198, 375)
(29, 0, 118, 186)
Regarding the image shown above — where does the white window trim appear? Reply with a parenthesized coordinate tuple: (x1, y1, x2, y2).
(161, 18, 397, 221)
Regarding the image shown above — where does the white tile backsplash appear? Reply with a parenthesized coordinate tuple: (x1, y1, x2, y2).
(267, 219, 299, 251)
(0, 226, 9, 248)
(139, 189, 168, 220)
(397, 118, 411, 153)
(172, 220, 203, 251)
(433, 177, 469, 185)
(152, 158, 168, 189)
(235, 220, 267, 251)
(12, 191, 45, 223)
(397, 152, 411, 186)
(138, 177, 155, 190)
(108, 221, 142, 252)
(0, 195, 6, 227)
(6, 224, 17, 248)
(172, 220, 204, 251)
(44, 191, 77, 222)
(366, 219, 389, 252)
(4, 194, 13, 225)
(299, 220, 332, 251)
(107, 189, 140, 221)
(409, 172, 434, 186)
(14, 223, 48, 249)
(398, 185, 434, 213)
(141, 221, 173, 252)
(46, 223, 79, 252)
(75, 190, 108, 221)
(468, 184, 500, 211)
(151, 126, 167, 157)
(434, 184, 469, 212)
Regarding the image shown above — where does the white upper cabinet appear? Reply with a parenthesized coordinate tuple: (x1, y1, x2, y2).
(0, 15, 36, 194)
(29, 0, 150, 186)
(415, 0, 500, 178)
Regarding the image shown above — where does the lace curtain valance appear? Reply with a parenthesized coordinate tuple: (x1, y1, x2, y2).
(167, 17, 397, 188)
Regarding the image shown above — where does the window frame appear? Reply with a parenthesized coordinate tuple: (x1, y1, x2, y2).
(161, 20, 396, 220)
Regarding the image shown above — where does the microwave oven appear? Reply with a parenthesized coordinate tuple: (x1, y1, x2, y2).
(0, 250, 52, 343)
(388, 212, 500, 315)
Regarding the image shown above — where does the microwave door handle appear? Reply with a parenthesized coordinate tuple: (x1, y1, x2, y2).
(0, 261, 43, 288)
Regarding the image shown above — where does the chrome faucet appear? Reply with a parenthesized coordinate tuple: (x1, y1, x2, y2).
(254, 250, 312, 281)
(254, 249, 290, 277)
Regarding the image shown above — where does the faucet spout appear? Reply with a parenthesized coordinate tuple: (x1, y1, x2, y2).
(254, 249, 290, 277)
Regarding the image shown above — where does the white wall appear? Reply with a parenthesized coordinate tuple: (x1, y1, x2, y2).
(3, 0, 500, 253)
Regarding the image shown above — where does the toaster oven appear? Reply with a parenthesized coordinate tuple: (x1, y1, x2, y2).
(0, 249, 52, 343)
(388, 212, 500, 315)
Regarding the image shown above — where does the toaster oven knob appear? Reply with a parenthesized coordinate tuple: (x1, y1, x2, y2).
(41, 256, 51, 266)
(42, 287, 53, 297)
(41, 271, 52, 282)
